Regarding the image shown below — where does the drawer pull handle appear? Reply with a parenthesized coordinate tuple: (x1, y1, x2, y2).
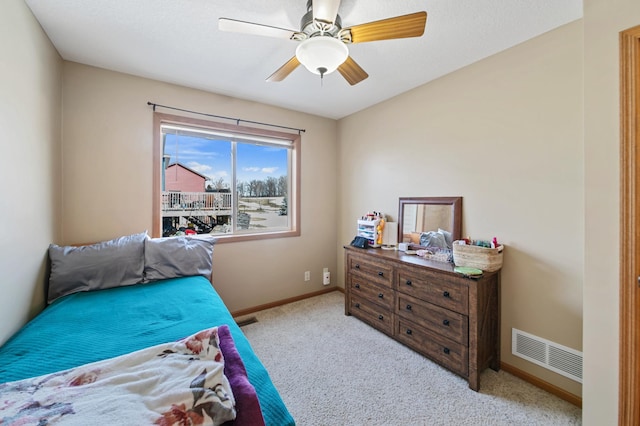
(443, 347, 450, 355)
(442, 319, 450, 326)
(405, 280, 412, 286)
(443, 291, 451, 298)
(355, 284, 360, 289)
(378, 315, 384, 320)
(355, 264, 360, 269)
(378, 293, 384, 299)
(406, 329, 413, 335)
(406, 304, 412, 311)
(378, 271, 384, 276)
(355, 303, 360, 308)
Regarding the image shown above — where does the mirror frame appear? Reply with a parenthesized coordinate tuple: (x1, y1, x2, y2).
(397, 197, 463, 249)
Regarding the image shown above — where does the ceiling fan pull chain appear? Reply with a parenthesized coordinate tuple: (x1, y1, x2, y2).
(318, 67, 327, 87)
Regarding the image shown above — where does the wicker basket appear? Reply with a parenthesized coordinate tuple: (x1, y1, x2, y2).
(452, 242, 504, 272)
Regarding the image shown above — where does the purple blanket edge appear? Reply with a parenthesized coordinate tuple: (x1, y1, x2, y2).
(218, 325, 266, 426)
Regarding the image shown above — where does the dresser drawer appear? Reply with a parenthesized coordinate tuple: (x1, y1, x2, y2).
(347, 254, 393, 288)
(397, 294, 469, 345)
(397, 267, 468, 314)
(349, 275, 394, 311)
(396, 318, 469, 377)
(349, 296, 393, 335)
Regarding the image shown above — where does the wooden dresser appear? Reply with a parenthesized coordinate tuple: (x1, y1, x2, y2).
(344, 246, 500, 391)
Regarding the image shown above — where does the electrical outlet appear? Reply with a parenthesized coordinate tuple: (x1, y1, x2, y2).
(304, 271, 310, 281)
(322, 267, 330, 285)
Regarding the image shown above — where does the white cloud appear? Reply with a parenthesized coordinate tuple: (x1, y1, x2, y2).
(211, 170, 228, 179)
(242, 166, 279, 174)
(187, 161, 213, 175)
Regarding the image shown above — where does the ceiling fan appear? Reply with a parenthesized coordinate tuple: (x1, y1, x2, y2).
(219, 0, 427, 85)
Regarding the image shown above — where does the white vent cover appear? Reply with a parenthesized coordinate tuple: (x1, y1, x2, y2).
(512, 328, 582, 383)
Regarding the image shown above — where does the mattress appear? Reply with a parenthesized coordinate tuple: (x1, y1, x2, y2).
(0, 276, 294, 426)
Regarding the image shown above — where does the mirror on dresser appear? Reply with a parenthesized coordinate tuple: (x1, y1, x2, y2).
(398, 197, 462, 249)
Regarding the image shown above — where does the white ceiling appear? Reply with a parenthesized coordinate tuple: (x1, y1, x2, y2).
(25, 0, 582, 120)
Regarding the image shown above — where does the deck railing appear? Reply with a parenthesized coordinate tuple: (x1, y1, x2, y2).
(162, 192, 232, 213)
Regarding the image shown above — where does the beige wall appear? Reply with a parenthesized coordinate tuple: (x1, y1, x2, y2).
(582, 0, 640, 423)
(338, 21, 584, 397)
(0, 0, 62, 345)
(4, 0, 634, 421)
(61, 63, 338, 312)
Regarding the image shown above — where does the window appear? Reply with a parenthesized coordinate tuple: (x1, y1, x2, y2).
(153, 113, 300, 241)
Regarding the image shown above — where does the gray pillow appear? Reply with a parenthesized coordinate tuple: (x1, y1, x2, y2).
(144, 236, 215, 282)
(48, 231, 147, 303)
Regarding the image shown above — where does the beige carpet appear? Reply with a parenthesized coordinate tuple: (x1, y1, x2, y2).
(240, 291, 582, 426)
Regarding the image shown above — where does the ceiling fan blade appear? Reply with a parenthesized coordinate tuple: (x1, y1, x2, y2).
(266, 56, 301, 82)
(337, 56, 368, 86)
(219, 18, 299, 40)
(313, 0, 342, 24)
(345, 11, 427, 44)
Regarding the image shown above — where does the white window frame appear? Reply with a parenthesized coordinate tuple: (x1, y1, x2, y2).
(153, 112, 301, 242)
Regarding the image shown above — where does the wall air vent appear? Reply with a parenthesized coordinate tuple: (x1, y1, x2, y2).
(512, 328, 582, 383)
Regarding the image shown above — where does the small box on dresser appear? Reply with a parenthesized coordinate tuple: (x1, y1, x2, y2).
(344, 245, 501, 391)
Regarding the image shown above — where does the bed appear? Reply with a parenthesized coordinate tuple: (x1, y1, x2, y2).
(0, 233, 295, 426)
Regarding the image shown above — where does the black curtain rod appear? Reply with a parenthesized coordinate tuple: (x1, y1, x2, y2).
(147, 102, 306, 134)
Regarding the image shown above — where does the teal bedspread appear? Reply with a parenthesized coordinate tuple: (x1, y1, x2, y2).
(0, 276, 294, 426)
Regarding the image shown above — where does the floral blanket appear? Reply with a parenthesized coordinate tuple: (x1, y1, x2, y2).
(0, 327, 236, 425)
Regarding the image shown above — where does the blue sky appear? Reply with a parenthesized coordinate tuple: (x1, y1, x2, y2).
(164, 134, 287, 185)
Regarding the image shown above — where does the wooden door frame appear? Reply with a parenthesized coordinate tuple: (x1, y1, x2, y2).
(619, 25, 640, 425)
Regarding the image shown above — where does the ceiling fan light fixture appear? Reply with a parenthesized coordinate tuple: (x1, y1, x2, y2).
(295, 36, 348, 76)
